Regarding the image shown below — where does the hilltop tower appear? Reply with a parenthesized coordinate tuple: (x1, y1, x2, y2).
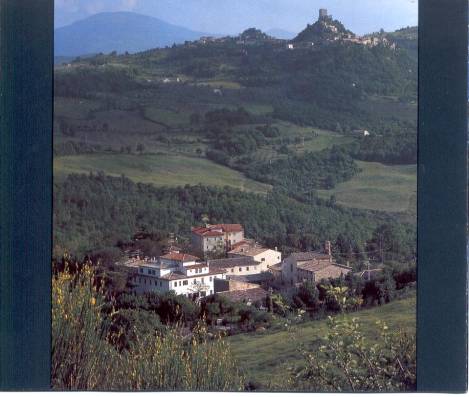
(319, 8, 328, 20)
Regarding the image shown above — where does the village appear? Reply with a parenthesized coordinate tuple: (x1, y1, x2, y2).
(195, 9, 396, 51)
(118, 222, 365, 306)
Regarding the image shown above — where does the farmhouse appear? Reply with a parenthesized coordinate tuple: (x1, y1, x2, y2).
(228, 240, 282, 270)
(281, 241, 352, 285)
(191, 224, 244, 257)
(124, 250, 226, 298)
(209, 256, 260, 277)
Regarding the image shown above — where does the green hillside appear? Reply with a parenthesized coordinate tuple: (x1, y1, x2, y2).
(317, 161, 417, 213)
(54, 153, 271, 194)
(228, 294, 416, 390)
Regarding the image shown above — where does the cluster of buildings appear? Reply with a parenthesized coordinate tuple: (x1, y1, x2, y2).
(287, 9, 396, 50)
(188, 9, 397, 55)
(121, 223, 352, 303)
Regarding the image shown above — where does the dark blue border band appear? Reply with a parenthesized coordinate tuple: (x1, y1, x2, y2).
(0, 0, 468, 392)
(417, 0, 468, 392)
(0, 0, 53, 390)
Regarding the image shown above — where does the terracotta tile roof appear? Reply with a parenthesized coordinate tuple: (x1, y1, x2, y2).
(191, 226, 224, 237)
(230, 239, 255, 249)
(229, 244, 273, 257)
(209, 257, 259, 269)
(185, 263, 209, 270)
(291, 251, 331, 262)
(160, 252, 199, 262)
(209, 224, 244, 233)
(297, 261, 331, 273)
(218, 287, 267, 303)
(227, 273, 273, 283)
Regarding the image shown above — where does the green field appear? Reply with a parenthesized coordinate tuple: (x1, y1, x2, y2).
(317, 161, 417, 213)
(54, 153, 271, 194)
(228, 295, 416, 389)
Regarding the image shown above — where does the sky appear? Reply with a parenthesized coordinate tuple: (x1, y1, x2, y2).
(55, 0, 418, 36)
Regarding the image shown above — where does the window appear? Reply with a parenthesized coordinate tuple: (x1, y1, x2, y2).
(290, 263, 293, 272)
(210, 290, 213, 295)
(179, 281, 182, 286)
(160, 281, 162, 287)
(209, 277, 212, 282)
(201, 278, 205, 284)
(261, 258, 265, 262)
(231, 268, 234, 273)
(139, 268, 143, 273)
(254, 266, 257, 270)
(239, 267, 242, 272)
(174, 282, 177, 287)
(183, 280, 188, 286)
(246, 267, 249, 271)
(193, 279, 197, 284)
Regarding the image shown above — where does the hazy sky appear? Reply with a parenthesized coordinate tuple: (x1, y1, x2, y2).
(55, 0, 418, 35)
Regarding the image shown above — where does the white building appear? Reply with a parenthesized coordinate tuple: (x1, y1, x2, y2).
(124, 251, 226, 298)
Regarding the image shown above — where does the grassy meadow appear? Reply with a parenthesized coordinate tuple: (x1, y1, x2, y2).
(317, 161, 417, 213)
(54, 153, 272, 194)
(228, 294, 416, 389)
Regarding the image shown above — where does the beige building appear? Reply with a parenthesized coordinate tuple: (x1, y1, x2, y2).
(228, 241, 282, 271)
(191, 224, 244, 257)
(281, 241, 351, 285)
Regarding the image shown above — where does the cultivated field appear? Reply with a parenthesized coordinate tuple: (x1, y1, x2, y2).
(228, 294, 416, 390)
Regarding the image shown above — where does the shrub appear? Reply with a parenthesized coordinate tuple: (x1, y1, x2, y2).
(291, 285, 416, 392)
(52, 264, 244, 391)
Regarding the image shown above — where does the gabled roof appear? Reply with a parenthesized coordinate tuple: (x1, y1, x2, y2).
(229, 245, 274, 257)
(297, 261, 352, 274)
(218, 287, 267, 303)
(297, 261, 331, 273)
(290, 251, 331, 262)
(209, 257, 259, 269)
(191, 226, 224, 237)
(209, 224, 244, 233)
(160, 252, 199, 262)
(191, 224, 244, 236)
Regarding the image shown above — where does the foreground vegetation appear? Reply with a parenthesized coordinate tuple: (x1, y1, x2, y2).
(52, 263, 244, 391)
(229, 292, 415, 390)
(52, 258, 415, 391)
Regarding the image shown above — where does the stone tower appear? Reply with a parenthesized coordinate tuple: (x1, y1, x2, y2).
(319, 8, 328, 20)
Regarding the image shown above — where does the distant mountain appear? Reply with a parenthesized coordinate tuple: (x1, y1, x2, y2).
(266, 28, 295, 40)
(55, 12, 210, 57)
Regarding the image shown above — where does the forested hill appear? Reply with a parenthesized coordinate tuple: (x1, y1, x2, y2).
(54, 173, 416, 262)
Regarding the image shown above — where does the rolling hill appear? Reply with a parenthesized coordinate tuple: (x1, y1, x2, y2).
(55, 12, 211, 56)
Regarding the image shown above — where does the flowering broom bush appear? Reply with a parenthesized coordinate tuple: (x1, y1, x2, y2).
(52, 260, 244, 391)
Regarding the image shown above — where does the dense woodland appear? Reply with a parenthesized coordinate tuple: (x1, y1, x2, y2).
(54, 173, 416, 266)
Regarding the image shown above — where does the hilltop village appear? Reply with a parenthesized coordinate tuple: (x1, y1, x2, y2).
(120, 223, 354, 304)
(191, 9, 395, 51)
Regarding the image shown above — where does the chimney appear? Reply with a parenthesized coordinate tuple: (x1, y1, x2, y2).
(324, 241, 332, 257)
